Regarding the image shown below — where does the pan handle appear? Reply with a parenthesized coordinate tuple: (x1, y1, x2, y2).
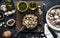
(14, 26, 25, 38)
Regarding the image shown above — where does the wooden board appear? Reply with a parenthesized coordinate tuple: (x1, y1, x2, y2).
(16, 1, 44, 32)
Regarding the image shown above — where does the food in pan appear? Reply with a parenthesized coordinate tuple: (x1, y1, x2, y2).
(29, 2, 37, 10)
(48, 8, 60, 28)
(3, 30, 12, 38)
(17, 1, 28, 12)
(22, 14, 38, 28)
(7, 19, 15, 26)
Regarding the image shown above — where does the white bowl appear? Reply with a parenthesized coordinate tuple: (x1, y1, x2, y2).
(46, 5, 60, 31)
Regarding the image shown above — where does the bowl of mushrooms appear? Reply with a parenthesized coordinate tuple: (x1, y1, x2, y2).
(46, 5, 60, 31)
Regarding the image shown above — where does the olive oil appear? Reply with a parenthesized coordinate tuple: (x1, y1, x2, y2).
(19, 3, 27, 11)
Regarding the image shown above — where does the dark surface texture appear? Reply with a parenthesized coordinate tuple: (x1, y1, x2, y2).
(0, 0, 16, 38)
(0, 0, 60, 38)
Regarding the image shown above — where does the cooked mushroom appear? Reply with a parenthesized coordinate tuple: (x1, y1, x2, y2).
(22, 14, 38, 28)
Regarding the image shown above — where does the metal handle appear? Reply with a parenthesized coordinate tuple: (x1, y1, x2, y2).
(14, 26, 25, 37)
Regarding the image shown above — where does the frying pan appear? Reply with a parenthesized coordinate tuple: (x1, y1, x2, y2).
(20, 12, 39, 30)
(46, 5, 60, 31)
(14, 12, 40, 37)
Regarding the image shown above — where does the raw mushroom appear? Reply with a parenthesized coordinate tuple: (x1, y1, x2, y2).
(56, 9, 60, 13)
(54, 15, 59, 19)
(1, 5, 7, 11)
(7, 19, 15, 26)
(51, 9, 56, 14)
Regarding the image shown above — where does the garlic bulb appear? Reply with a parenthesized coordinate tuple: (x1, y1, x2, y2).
(5, 10, 16, 16)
